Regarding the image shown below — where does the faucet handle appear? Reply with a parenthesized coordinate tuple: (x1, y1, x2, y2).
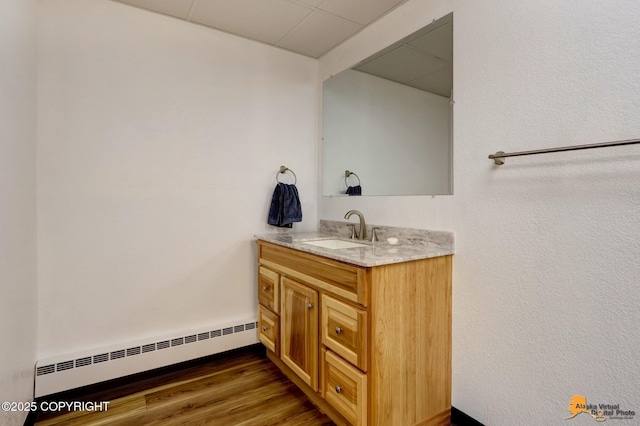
(371, 227, 380, 242)
(346, 224, 358, 239)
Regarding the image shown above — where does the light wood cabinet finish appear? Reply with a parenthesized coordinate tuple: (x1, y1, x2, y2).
(260, 242, 367, 306)
(258, 265, 279, 313)
(322, 294, 367, 371)
(257, 240, 452, 426)
(280, 276, 319, 392)
(258, 304, 279, 355)
(322, 348, 367, 426)
(368, 255, 452, 426)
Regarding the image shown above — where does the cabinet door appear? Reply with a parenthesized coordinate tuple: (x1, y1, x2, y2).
(258, 266, 279, 313)
(280, 276, 319, 391)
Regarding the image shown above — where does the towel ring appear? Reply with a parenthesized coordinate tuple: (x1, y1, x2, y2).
(344, 170, 360, 187)
(276, 165, 297, 185)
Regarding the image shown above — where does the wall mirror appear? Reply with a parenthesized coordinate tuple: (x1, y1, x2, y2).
(322, 13, 453, 196)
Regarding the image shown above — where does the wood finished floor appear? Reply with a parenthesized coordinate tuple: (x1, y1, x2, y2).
(34, 345, 335, 426)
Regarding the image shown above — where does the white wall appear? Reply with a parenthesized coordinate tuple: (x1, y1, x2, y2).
(0, 0, 38, 424)
(323, 70, 451, 196)
(320, 0, 640, 424)
(38, 0, 318, 359)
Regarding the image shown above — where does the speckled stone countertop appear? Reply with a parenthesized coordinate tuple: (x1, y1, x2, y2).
(255, 220, 454, 267)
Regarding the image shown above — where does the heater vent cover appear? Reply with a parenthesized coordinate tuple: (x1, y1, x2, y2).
(36, 365, 55, 376)
(93, 353, 108, 363)
(36, 321, 258, 377)
(75, 357, 92, 368)
(56, 361, 74, 372)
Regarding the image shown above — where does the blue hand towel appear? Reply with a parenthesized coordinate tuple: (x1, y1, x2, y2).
(346, 185, 362, 196)
(268, 183, 302, 228)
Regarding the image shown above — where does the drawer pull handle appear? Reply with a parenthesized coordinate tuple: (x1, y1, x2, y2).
(335, 385, 342, 394)
(335, 327, 342, 334)
(307, 303, 313, 310)
(262, 326, 267, 332)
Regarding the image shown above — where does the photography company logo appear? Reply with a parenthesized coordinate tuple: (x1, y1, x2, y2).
(565, 395, 636, 422)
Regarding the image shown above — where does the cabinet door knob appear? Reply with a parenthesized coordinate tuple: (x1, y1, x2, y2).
(335, 326, 342, 334)
(262, 326, 267, 332)
(262, 286, 268, 291)
(335, 385, 342, 394)
(307, 303, 314, 310)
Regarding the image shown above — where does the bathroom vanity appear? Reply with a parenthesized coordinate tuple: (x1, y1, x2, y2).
(256, 222, 454, 426)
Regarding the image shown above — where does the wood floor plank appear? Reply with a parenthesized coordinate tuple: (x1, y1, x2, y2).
(34, 346, 335, 426)
(145, 388, 273, 424)
(191, 384, 309, 425)
(142, 368, 289, 425)
(35, 395, 146, 426)
(33, 347, 266, 423)
(144, 359, 270, 410)
(231, 396, 315, 426)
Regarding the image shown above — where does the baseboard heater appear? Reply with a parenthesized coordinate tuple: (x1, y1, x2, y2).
(34, 317, 258, 397)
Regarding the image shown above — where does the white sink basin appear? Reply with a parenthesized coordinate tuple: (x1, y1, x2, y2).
(302, 239, 369, 250)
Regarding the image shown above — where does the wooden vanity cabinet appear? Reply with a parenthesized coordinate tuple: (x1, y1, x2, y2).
(257, 240, 452, 426)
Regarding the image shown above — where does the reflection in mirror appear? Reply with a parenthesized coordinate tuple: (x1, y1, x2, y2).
(322, 13, 453, 196)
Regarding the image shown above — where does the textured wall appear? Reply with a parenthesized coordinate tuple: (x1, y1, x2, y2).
(0, 0, 38, 424)
(320, 0, 640, 423)
(37, 0, 318, 359)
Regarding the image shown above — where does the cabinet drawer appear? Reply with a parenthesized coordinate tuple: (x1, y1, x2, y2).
(259, 241, 367, 306)
(322, 294, 367, 371)
(258, 305, 279, 355)
(258, 266, 279, 313)
(322, 349, 367, 426)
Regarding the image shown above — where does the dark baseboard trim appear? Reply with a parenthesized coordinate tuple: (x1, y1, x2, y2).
(22, 409, 38, 426)
(452, 407, 485, 426)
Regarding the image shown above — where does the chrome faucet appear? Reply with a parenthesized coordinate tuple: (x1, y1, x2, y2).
(344, 210, 366, 240)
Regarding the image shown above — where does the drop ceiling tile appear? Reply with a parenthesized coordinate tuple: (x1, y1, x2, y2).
(354, 41, 403, 67)
(409, 67, 452, 97)
(117, 0, 195, 19)
(401, 12, 452, 44)
(408, 22, 453, 63)
(293, 0, 325, 7)
(190, 0, 313, 45)
(354, 45, 449, 83)
(278, 11, 362, 58)
(319, 0, 403, 26)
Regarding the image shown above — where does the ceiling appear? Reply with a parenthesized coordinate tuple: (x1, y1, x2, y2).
(112, 0, 408, 58)
(352, 13, 452, 97)
(112, 0, 451, 98)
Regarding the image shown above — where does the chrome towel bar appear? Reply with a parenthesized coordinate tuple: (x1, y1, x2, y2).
(489, 138, 640, 165)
